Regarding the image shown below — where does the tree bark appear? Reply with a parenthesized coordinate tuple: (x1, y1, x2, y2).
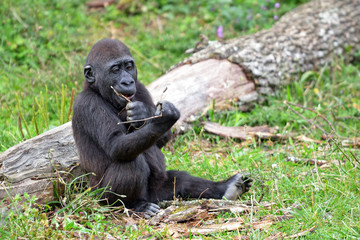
(1, 0, 359, 202)
(0, 122, 81, 204)
(178, 0, 360, 95)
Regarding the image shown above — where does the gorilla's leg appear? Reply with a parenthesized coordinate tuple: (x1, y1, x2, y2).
(149, 170, 252, 202)
(96, 157, 159, 215)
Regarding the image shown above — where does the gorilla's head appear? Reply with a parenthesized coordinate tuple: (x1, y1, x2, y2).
(83, 39, 137, 109)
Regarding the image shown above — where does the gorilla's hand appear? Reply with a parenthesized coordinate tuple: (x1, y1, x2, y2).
(126, 101, 154, 129)
(153, 101, 180, 131)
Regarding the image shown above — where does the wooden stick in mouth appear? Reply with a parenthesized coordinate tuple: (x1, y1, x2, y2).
(110, 86, 131, 103)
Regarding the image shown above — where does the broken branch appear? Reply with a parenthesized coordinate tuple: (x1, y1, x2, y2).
(110, 86, 131, 103)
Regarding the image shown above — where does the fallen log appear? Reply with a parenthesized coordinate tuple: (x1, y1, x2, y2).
(1, 0, 359, 201)
(0, 122, 80, 204)
(148, 59, 255, 131)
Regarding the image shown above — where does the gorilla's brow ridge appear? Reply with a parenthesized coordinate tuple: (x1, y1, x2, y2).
(105, 56, 134, 69)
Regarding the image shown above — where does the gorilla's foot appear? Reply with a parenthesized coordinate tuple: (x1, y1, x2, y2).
(134, 202, 160, 218)
(223, 173, 252, 200)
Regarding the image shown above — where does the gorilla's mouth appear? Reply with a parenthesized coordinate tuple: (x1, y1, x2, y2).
(122, 93, 135, 101)
(110, 86, 134, 102)
(122, 94, 134, 98)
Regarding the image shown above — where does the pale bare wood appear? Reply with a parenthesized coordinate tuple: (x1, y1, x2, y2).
(0, 122, 80, 202)
(148, 59, 255, 131)
(203, 122, 278, 140)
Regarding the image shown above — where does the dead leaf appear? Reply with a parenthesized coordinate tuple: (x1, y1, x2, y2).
(353, 103, 360, 111)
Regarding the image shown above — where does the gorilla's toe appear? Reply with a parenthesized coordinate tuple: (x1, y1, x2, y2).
(223, 173, 252, 200)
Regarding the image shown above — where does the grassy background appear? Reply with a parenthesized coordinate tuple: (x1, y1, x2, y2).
(1, 0, 360, 239)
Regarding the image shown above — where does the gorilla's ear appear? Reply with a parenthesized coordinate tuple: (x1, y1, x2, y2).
(84, 65, 95, 83)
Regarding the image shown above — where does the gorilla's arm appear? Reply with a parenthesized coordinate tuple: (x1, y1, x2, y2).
(156, 130, 172, 148)
(125, 101, 172, 148)
(128, 82, 173, 149)
(73, 91, 179, 162)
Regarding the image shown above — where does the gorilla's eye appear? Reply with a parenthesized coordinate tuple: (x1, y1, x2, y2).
(125, 63, 133, 71)
(112, 66, 120, 73)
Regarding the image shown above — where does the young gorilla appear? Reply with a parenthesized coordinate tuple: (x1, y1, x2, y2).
(72, 39, 252, 215)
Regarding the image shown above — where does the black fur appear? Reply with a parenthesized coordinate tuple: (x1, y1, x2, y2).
(72, 39, 251, 214)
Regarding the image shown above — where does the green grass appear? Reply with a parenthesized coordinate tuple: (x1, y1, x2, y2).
(1, 0, 360, 239)
(186, 59, 360, 238)
(0, 0, 90, 149)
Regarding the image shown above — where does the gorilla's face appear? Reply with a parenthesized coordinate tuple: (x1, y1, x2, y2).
(83, 39, 138, 109)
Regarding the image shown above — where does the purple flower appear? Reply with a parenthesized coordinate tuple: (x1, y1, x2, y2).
(275, 2, 280, 8)
(260, 5, 268, 10)
(217, 26, 223, 39)
(274, 15, 279, 20)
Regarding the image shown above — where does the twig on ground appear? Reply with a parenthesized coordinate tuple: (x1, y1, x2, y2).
(283, 101, 333, 137)
(334, 116, 360, 121)
(284, 101, 360, 169)
(284, 225, 317, 239)
(285, 101, 338, 136)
